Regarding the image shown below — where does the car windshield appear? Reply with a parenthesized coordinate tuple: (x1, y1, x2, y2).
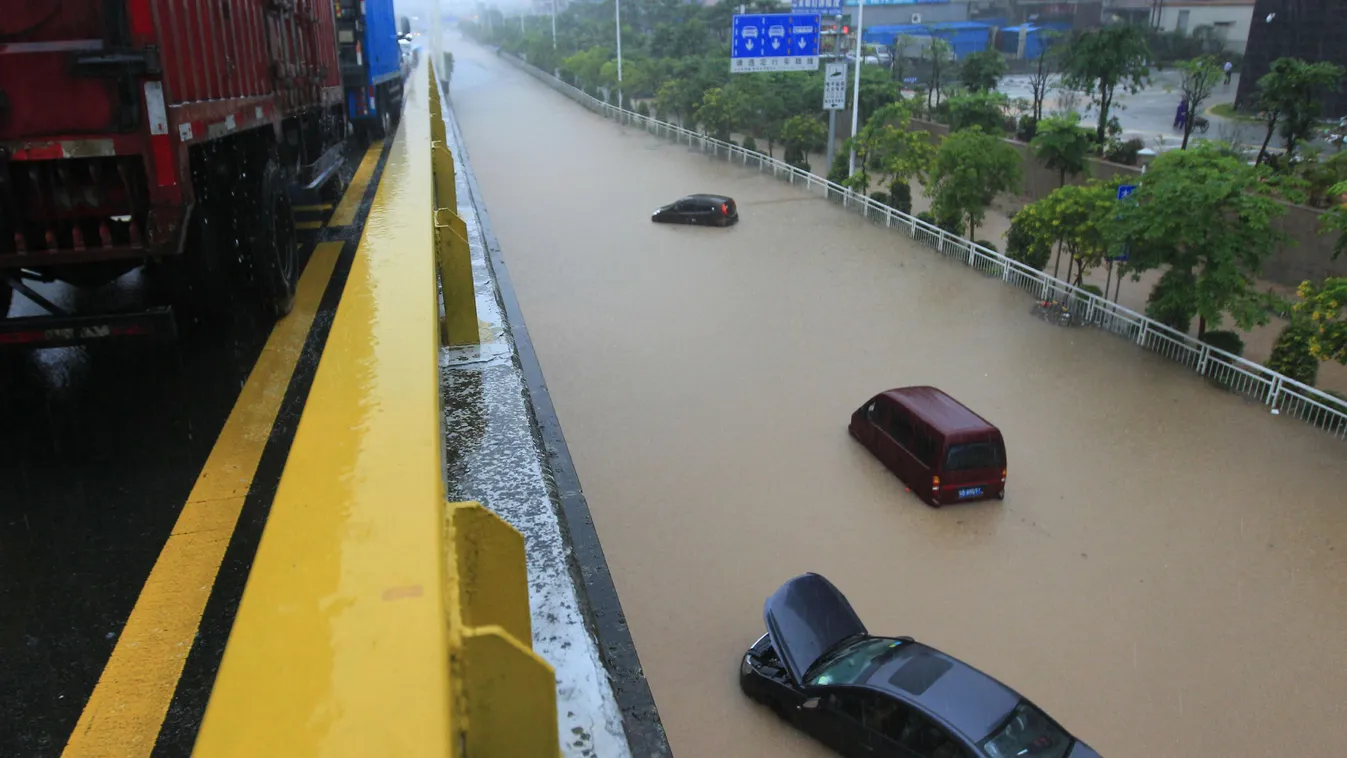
(944, 442, 1001, 471)
(804, 637, 905, 687)
(980, 702, 1073, 758)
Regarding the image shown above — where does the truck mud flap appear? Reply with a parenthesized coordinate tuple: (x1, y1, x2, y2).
(0, 308, 177, 350)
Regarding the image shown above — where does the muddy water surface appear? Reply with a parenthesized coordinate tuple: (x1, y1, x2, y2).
(449, 39, 1347, 757)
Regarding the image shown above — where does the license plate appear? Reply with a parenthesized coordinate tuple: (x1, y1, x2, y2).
(957, 487, 983, 499)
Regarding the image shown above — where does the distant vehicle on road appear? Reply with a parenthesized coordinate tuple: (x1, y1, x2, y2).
(849, 386, 1006, 506)
(741, 573, 1101, 758)
(651, 195, 739, 227)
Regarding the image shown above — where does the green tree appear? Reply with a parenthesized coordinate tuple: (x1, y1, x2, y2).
(1019, 179, 1121, 285)
(1176, 55, 1223, 150)
(1026, 30, 1062, 124)
(1031, 112, 1093, 188)
(730, 76, 788, 156)
(959, 50, 1008, 93)
(561, 46, 612, 92)
(925, 38, 955, 112)
(1058, 26, 1151, 147)
(927, 126, 1023, 239)
(945, 91, 1010, 134)
(780, 114, 827, 170)
(693, 86, 742, 141)
(844, 101, 936, 195)
(654, 78, 697, 125)
(1113, 142, 1288, 336)
(1255, 58, 1346, 166)
(1320, 180, 1347, 260)
(1294, 278, 1347, 364)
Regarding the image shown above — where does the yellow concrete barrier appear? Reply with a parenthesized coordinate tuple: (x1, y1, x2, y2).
(191, 62, 559, 757)
(430, 61, 478, 347)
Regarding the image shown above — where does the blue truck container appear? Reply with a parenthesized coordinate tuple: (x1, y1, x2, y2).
(336, 0, 405, 141)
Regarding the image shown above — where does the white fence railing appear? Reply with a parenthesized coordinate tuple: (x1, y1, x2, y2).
(495, 51, 1347, 442)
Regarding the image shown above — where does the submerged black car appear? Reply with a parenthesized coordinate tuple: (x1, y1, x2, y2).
(741, 573, 1101, 758)
(651, 194, 738, 226)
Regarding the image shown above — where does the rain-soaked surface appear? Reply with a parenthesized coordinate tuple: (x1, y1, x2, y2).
(0, 283, 283, 754)
(437, 102, 631, 757)
(448, 37, 1347, 757)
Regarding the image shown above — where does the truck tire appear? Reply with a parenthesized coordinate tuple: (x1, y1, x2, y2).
(0, 281, 12, 319)
(245, 157, 298, 317)
(146, 184, 232, 323)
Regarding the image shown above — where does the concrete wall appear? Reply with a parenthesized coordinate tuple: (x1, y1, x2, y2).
(908, 117, 1346, 286)
(855, 1, 972, 26)
(1157, 3, 1256, 53)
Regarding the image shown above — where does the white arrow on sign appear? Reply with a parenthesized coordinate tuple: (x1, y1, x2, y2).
(798, 38, 806, 48)
(746, 39, 754, 50)
(772, 38, 780, 49)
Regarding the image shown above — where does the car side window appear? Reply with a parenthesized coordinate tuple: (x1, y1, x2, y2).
(865, 400, 881, 423)
(913, 428, 937, 468)
(822, 690, 865, 721)
(889, 711, 970, 758)
(674, 201, 692, 212)
(888, 408, 914, 447)
(862, 695, 915, 744)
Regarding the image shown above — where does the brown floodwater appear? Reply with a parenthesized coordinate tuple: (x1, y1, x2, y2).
(448, 38, 1347, 758)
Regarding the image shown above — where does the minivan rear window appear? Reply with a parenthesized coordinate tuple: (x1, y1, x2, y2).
(944, 442, 1002, 471)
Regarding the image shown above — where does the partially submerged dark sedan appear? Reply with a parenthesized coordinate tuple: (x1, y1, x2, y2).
(651, 194, 738, 226)
(741, 573, 1100, 758)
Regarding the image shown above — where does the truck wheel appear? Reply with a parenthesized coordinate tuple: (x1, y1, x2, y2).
(0, 281, 12, 318)
(373, 97, 392, 139)
(246, 158, 298, 317)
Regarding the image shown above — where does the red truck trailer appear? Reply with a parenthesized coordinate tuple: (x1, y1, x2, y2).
(0, 0, 350, 347)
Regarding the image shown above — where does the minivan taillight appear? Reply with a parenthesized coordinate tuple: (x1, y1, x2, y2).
(1001, 467, 1007, 483)
(721, 203, 728, 215)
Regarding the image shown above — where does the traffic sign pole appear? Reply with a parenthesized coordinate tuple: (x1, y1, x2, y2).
(847, 0, 864, 178)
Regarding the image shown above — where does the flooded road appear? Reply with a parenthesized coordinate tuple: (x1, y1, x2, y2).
(448, 39, 1347, 757)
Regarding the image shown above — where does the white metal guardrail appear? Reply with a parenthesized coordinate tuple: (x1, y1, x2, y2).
(497, 51, 1347, 441)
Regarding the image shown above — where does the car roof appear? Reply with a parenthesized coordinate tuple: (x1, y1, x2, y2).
(879, 386, 998, 436)
(859, 641, 1021, 742)
(682, 193, 733, 203)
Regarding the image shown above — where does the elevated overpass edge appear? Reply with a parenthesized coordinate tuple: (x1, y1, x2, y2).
(437, 76, 673, 757)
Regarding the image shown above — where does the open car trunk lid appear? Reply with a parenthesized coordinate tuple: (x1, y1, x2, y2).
(763, 573, 867, 686)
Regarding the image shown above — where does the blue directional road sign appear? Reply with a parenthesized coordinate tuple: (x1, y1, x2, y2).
(1116, 184, 1137, 201)
(792, 0, 842, 16)
(731, 14, 821, 74)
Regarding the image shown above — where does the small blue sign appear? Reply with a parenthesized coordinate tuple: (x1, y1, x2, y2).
(731, 14, 821, 73)
(1116, 184, 1137, 201)
(792, 0, 842, 16)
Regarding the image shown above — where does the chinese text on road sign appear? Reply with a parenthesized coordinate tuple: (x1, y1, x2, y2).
(731, 14, 821, 74)
(792, 0, 842, 16)
(823, 62, 847, 109)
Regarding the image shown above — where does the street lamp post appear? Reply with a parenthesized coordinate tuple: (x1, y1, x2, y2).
(552, 0, 557, 49)
(848, 0, 864, 178)
(615, 0, 624, 108)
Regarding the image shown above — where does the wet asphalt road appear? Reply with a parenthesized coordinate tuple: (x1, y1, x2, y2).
(0, 145, 374, 756)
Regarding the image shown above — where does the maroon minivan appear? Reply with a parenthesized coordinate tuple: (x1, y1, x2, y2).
(849, 386, 1006, 506)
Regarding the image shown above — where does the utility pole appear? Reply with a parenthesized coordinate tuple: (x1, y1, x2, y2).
(615, 0, 623, 108)
(847, 0, 864, 178)
(552, 0, 557, 48)
(825, 14, 841, 173)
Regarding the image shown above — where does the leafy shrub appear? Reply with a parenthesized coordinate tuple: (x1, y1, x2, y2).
(1104, 137, 1146, 166)
(916, 211, 938, 228)
(1004, 210, 1050, 270)
(1199, 330, 1245, 357)
(888, 181, 913, 215)
(1266, 320, 1319, 386)
(870, 191, 891, 206)
(635, 101, 650, 117)
(742, 135, 758, 152)
(1016, 115, 1038, 141)
(975, 239, 999, 253)
(1079, 283, 1104, 298)
(1145, 268, 1197, 334)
